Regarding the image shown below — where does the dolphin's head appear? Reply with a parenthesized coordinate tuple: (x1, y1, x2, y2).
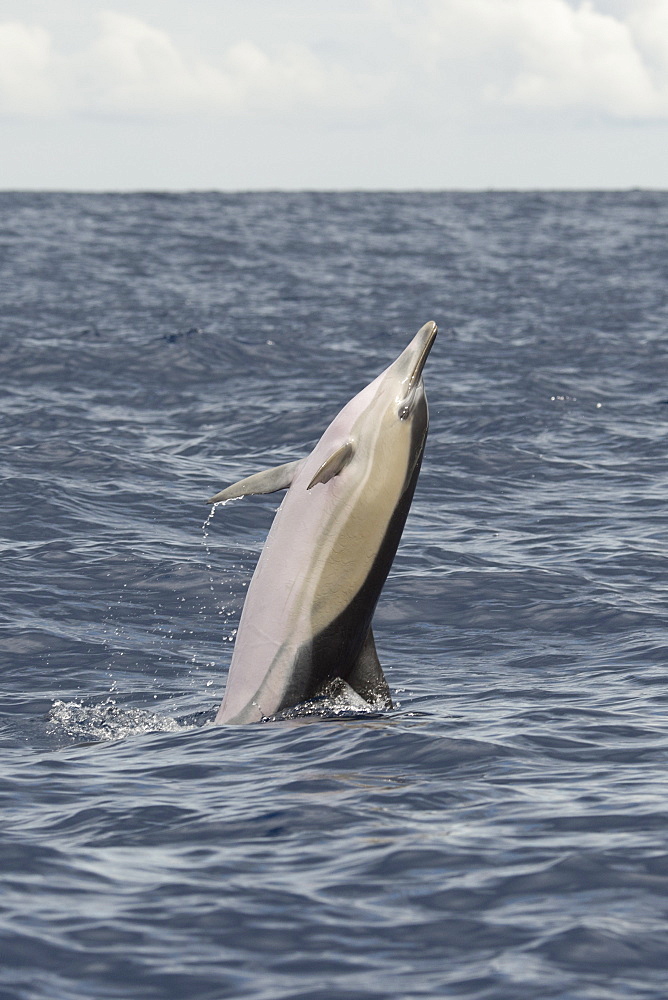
(324, 320, 438, 491)
(386, 320, 437, 423)
(304, 321, 437, 495)
(366, 319, 437, 446)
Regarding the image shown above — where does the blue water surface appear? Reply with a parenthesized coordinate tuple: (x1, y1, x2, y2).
(2, 191, 668, 999)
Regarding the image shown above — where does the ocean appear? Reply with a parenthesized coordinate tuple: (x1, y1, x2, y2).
(2, 190, 668, 999)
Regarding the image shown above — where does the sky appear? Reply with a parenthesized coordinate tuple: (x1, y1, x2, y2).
(0, 0, 666, 189)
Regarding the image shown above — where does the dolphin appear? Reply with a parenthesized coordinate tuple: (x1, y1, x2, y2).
(207, 320, 437, 724)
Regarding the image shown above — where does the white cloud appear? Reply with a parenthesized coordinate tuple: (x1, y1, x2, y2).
(73, 12, 235, 114)
(3, 2, 667, 129)
(0, 10, 387, 117)
(628, 0, 668, 81)
(0, 21, 60, 114)
(377, 0, 668, 119)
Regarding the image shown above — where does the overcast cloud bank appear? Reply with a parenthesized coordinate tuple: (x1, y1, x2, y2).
(0, 11, 385, 116)
(1, 1, 667, 120)
(380, 0, 668, 118)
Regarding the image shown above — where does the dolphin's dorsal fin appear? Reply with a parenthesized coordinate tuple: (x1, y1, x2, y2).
(207, 460, 301, 504)
(307, 441, 354, 491)
(346, 628, 392, 709)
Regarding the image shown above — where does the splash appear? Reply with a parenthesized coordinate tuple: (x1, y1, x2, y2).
(274, 678, 386, 722)
(46, 698, 198, 742)
(201, 502, 219, 596)
(200, 498, 239, 641)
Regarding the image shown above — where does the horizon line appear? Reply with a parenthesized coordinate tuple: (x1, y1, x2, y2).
(0, 185, 665, 195)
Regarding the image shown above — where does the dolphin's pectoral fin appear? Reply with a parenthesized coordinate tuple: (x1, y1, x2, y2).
(207, 460, 301, 504)
(307, 441, 354, 490)
(346, 628, 393, 709)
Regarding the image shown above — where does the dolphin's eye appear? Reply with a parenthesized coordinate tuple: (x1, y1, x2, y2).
(398, 404, 410, 420)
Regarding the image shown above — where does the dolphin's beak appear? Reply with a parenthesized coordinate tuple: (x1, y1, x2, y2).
(392, 321, 438, 420)
(406, 321, 438, 391)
